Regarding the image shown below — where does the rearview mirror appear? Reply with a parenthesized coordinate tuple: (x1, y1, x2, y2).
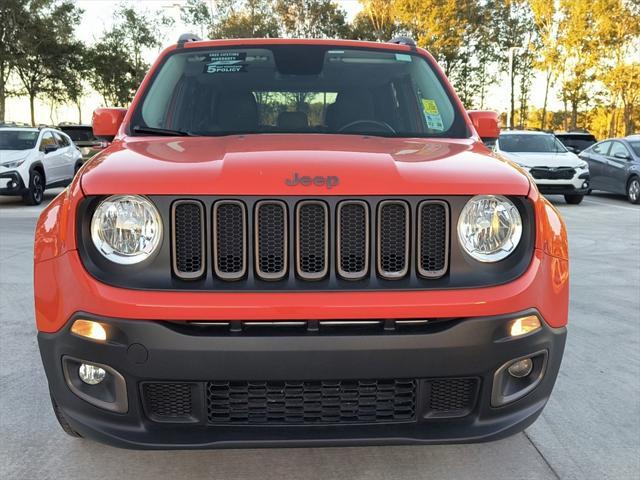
(467, 110, 500, 143)
(92, 107, 127, 141)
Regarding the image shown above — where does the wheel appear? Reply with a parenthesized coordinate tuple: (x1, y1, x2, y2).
(564, 194, 584, 205)
(50, 392, 82, 438)
(74, 162, 82, 176)
(627, 177, 640, 204)
(22, 170, 44, 205)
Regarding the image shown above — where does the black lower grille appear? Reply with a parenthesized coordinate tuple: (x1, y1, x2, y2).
(530, 167, 575, 180)
(425, 378, 478, 418)
(206, 379, 416, 425)
(143, 383, 194, 421)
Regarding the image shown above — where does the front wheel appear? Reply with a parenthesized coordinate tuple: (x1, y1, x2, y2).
(564, 194, 584, 205)
(627, 177, 640, 204)
(22, 170, 44, 205)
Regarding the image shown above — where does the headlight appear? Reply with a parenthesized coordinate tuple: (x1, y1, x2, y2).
(2, 158, 27, 168)
(457, 195, 522, 262)
(90, 195, 162, 264)
(577, 160, 588, 169)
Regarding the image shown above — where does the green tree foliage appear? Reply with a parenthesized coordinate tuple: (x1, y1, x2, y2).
(0, 0, 26, 122)
(350, 0, 399, 41)
(275, 0, 351, 38)
(12, 0, 83, 126)
(88, 6, 172, 107)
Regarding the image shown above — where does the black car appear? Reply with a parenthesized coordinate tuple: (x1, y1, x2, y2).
(555, 131, 597, 153)
(579, 135, 640, 204)
(56, 124, 107, 161)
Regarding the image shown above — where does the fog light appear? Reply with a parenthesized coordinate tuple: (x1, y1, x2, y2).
(78, 363, 106, 385)
(507, 358, 533, 378)
(509, 315, 541, 337)
(71, 319, 107, 342)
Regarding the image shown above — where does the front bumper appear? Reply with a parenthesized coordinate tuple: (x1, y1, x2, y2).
(39, 310, 566, 449)
(0, 170, 27, 195)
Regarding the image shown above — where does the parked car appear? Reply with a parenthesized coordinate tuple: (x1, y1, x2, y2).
(555, 131, 597, 153)
(579, 135, 640, 204)
(35, 35, 568, 449)
(0, 126, 83, 205)
(494, 130, 590, 204)
(57, 123, 107, 161)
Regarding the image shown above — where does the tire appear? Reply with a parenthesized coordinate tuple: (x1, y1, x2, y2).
(22, 170, 45, 205)
(74, 162, 82, 176)
(564, 194, 584, 205)
(627, 177, 640, 204)
(50, 393, 82, 438)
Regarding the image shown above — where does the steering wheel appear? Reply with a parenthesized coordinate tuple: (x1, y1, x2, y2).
(337, 120, 396, 134)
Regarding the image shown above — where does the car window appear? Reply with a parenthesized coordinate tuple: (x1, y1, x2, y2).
(53, 132, 69, 147)
(40, 132, 57, 152)
(608, 141, 630, 158)
(628, 141, 640, 157)
(60, 127, 97, 142)
(591, 141, 611, 155)
(498, 134, 567, 153)
(0, 130, 39, 150)
(132, 46, 468, 138)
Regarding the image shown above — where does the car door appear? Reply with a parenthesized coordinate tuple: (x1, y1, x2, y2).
(581, 141, 611, 190)
(38, 131, 65, 184)
(53, 131, 76, 180)
(605, 141, 632, 194)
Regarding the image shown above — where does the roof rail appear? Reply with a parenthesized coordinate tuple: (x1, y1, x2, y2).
(177, 33, 202, 48)
(389, 36, 416, 48)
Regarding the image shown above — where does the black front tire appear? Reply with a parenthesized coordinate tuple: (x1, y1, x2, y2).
(22, 170, 45, 205)
(564, 194, 584, 205)
(50, 393, 82, 438)
(627, 177, 640, 204)
(74, 162, 83, 176)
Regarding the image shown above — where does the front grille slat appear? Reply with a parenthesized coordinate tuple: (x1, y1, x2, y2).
(377, 201, 410, 279)
(417, 201, 449, 278)
(296, 201, 329, 280)
(213, 200, 247, 280)
(336, 201, 369, 280)
(255, 201, 288, 280)
(171, 200, 205, 280)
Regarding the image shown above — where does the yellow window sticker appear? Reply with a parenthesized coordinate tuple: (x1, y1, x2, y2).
(422, 99, 439, 115)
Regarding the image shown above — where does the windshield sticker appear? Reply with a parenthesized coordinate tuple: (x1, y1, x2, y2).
(204, 52, 247, 74)
(395, 53, 412, 62)
(425, 114, 444, 131)
(421, 99, 439, 115)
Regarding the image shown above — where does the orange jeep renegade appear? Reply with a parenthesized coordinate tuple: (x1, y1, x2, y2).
(35, 36, 568, 449)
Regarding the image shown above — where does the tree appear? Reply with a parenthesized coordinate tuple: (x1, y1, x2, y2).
(602, 63, 640, 135)
(350, 0, 399, 41)
(88, 6, 171, 107)
(0, 0, 26, 122)
(13, 0, 83, 126)
(275, 0, 351, 38)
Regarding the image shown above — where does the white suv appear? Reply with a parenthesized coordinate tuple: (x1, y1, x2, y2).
(494, 130, 590, 204)
(0, 127, 83, 205)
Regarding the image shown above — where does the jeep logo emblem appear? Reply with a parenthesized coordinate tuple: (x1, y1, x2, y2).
(285, 173, 339, 189)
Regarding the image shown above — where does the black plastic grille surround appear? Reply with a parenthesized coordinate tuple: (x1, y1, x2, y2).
(377, 201, 409, 278)
(255, 201, 287, 280)
(418, 202, 449, 277)
(172, 201, 205, 279)
(337, 201, 369, 279)
(529, 167, 576, 180)
(206, 379, 416, 425)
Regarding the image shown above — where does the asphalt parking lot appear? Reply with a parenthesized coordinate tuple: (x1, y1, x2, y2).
(1, 190, 638, 480)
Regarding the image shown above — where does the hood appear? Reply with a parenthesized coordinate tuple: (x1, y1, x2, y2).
(80, 134, 531, 196)
(499, 151, 581, 168)
(0, 150, 32, 165)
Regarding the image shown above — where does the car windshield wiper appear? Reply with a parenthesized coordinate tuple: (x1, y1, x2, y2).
(132, 126, 194, 136)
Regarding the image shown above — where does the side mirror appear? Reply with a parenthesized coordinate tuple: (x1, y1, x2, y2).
(468, 110, 500, 143)
(567, 146, 579, 153)
(92, 107, 127, 141)
(44, 144, 58, 154)
(614, 152, 630, 160)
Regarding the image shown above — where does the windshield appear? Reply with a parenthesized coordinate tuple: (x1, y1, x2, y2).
(60, 127, 96, 142)
(0, 130, 39, 150)
(556, 135, 596, 152)
(131, 46, 468, 138)
(499, 134, 568, 153)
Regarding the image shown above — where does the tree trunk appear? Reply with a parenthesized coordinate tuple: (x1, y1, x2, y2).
(509, 67, 515, 128)
(570, 101, 578, 130)
(541, 70, 551, 130)
(77, 101, 82, 124)
(0, 75, 5, 123)
(29, 94, 36, 127)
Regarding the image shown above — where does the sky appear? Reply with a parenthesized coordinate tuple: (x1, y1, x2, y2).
(5, 0, 560, 125)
